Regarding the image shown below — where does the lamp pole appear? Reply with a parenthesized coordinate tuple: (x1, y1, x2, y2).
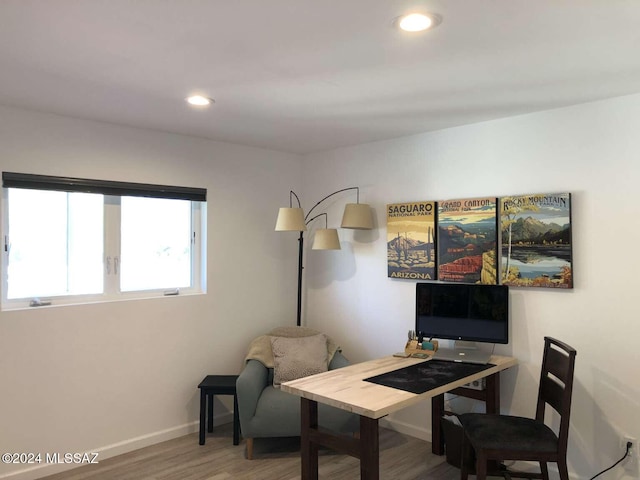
(296, 231, 304, 326)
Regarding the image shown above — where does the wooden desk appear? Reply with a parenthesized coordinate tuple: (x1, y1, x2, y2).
(281, 354, 517, 480)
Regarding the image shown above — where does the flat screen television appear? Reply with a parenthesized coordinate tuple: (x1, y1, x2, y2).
(415, 283, 509, 345)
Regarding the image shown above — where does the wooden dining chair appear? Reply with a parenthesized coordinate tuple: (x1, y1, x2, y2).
(459, 337, 577, 480)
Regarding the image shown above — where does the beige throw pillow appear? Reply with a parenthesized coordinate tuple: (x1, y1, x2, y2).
(271, 333, 329, 386)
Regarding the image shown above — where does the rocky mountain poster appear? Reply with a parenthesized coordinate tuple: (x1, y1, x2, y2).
(437, 197, 498, 284)
(501, 193, 572, 288)
(387, 201, 436, 280)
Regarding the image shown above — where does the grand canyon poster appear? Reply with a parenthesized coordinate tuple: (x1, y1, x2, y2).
(437, 197, 498, 284)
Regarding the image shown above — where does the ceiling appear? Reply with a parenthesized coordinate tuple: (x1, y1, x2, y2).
(1, 1, 640, 154)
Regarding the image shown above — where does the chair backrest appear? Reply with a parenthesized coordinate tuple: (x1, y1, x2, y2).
(535, 336, 577, 455)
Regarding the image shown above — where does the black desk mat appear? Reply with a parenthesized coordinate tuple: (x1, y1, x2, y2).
(363, 359, 495, 394)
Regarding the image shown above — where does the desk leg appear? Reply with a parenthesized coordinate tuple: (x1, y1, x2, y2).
(301, 398, 319, 480)
(431, 393, 445, 455)
(360, 416, 379, 480)
(199, 389, 206, 445)
(485, 373, 500, 414)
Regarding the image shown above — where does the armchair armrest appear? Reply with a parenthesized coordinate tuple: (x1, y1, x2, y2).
(329, 350, 349, 370)
(236, 359, 269, 428)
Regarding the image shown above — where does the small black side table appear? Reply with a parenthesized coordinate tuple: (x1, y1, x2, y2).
(197, 375, 240, 446)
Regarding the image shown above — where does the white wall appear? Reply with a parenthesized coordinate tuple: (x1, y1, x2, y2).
(302, 93, 640, 479)
(0, 106, 302, 479)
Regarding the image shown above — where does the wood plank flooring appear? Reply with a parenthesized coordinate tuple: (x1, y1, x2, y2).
(41, 424, 502, 480)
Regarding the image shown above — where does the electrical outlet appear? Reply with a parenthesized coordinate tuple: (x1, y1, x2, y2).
(621, 435, 637, 474)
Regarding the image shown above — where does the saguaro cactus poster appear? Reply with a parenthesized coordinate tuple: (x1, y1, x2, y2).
(387, 201, 436, 280)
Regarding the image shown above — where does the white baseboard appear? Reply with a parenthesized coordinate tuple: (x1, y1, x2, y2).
(0, 413, 233, 480)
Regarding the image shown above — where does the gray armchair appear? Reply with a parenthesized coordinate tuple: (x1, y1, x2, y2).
(237, 350, 358, 459)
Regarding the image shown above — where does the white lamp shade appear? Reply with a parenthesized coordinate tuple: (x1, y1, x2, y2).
(275, 207, 307, 231)
(341, 203, 373, 230)
(312, 229, 341, 250)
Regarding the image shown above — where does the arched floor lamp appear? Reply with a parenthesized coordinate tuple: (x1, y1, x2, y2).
(275, 187, 373, 326)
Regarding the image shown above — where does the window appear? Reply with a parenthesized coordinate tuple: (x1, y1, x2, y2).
(120, 196, 193, 292)
(2, 172, 206, 309)
(5, 189, 104, 299)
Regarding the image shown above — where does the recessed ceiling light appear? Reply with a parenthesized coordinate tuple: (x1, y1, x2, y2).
(397, 13, 441, 32)
(186, 95, 214, 106)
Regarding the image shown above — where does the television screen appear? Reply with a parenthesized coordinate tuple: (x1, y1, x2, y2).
(415, 283, 509, 344)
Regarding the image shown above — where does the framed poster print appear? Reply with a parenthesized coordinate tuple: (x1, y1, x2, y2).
(500, 193, 573, 288)
(387, 201, 436, 280)
(437, 197, 498, 284)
